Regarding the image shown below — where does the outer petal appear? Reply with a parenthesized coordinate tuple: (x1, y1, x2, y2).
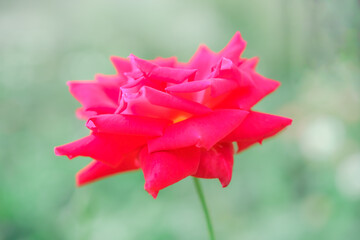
(95, 73, 124, 86)
(67, 81, 118, 114)
(54, 133, 148, 167)
(110, 56, 132, 74)
(185, 45, 217, 80)
(94, 74, 122, 103)
(239, 57, 259, 70)
(182, 32, 246, 79)
(129, 54, 158, 75)
(140, 146, 201, 198)
(75, 108, 97, 120)
(151, 56, 177, 67)
(218, 31, 247, 64)
(148, 109, 249, 152)
(222, 111, 292, 152)
(211, 58, 254, 88)
(76, 151, 140, 186)
(193, 142, 234, 187)
(209, 78, 239, 97)
(216, 72, 280, 110)
(86, 114, 171, 136)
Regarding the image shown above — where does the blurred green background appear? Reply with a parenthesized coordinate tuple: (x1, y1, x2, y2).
(0, 0, 359, 239)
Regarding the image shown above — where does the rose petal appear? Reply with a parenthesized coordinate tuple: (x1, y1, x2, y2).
(130, 55, 197, 84)
(54, 133, 148, 167)
(67, 81, 118, 114)
(209, 78, 239, 97)
(218, 31, 247, 64)
(211, 58, 254, 88)
(165, 77, 238, 108)
(110, 56, 132, 74)
(150, 67, 197, 83)
(193, 142, 234, 187)
(216, 72, 280, 110)
(148, 109, 249, 152)
(143, 87, 212, 115)
(222, 111, 292, 152)
(75, 107, 97, 120)
(122, 86, 212, 119)
(130, 54, 157, 75)
(87, 114, 171, 136)
(94, 74, 122, 102)
(140, 146, 201, 198)
(165, 80, 211, 93)
(151, 56, 177, 67)
(95, 73, 124, 85)
(76, 151, 140, 186)
(239, 57, 259, 70)
(235, 142, 255, 153)
(185, 45, 217, 80)
(165, 77, 237, 98)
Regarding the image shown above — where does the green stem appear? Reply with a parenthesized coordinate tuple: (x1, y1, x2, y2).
(193, 177, 216, 240)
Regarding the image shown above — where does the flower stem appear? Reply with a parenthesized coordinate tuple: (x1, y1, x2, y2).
(193, 177, 215, 240)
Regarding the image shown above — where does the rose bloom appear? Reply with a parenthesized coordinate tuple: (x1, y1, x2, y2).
(55, 32, 292, 198)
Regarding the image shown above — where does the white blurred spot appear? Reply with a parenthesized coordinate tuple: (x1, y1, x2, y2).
(300, 116, 345, 161)
(336, 153, 360, 199)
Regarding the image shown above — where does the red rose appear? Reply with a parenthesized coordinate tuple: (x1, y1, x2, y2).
(55, 32, 292, 198)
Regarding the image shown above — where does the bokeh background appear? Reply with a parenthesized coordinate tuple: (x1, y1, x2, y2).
(1, 0, 359, 239)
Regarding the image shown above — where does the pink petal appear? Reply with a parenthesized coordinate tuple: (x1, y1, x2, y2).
(149, 67, 197, 83)
(130, 54, 157, 75)
(54, 133, 148, 167)
(110, 56, 132, 74)
(76, 151, 140, 186)
(180, 32, 247, 79)
(143, 87, 212, 115)
(95, 73, 123, 84)
(86, 114, 171, 136)
(75, 108, 97, 120)
(165, 77, 238, 107)
(120, 76, 147, 93)
(218, 31, 247, 64)
(67, 81, 118, 114)
(216, 72, 280, 110)
(193, 142, 234, 187)
(212, 58, 254, 88)
(148, 109, 249, 152)
(165, 77, 238, 98)
(222, 111, 292, 152)
(94, 74, 122, 102)
(165, 80, 211, 93)
(239, 57, 259, 70)
(165, 79, 237, 110)
(185, 45, 217, 80)
(130, 55, 197, 84)
(121, 92, 177, 119)
(140, 146, 201, 198)
(122, 86, 212, 120)
(235, 142, 255, 153)
(151, 56, 177, 67)
(209, 78, 239, 97)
